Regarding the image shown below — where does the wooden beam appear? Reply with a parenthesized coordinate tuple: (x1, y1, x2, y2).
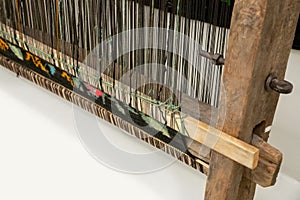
(205, 0, 300, 199)
(246, 135, 282, 187)
(184, 117, 259, 169)
(238, 2, 300, 199)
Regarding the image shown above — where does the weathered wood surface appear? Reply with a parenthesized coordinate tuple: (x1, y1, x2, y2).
(245, 135, 282, 187)
(184, 117, 259, 169)
(205, 0, 300, 199)
(0, 55, 282, 187)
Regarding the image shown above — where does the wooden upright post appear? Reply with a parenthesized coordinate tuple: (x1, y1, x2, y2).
(205, 0, 299, 200)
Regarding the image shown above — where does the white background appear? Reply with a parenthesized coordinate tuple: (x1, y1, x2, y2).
(0, 50, 299, 200)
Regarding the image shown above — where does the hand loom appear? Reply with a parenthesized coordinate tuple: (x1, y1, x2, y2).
(0, 0, 299, 199)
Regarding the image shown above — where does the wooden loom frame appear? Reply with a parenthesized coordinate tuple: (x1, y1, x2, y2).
(0, 0, 299, 200)
(205, 0, 299, 199)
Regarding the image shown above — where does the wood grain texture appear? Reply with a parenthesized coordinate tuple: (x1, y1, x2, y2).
(205, 0, 299, 199)
(296, 0, 300, 10)
(184, 117, 259, 169)
(246, 135, 282, 187)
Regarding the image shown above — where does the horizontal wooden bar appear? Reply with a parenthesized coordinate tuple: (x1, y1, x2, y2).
(184, 117, 259, 169)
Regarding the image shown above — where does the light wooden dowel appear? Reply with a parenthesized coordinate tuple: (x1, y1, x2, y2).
(183, 117, 259, 169)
